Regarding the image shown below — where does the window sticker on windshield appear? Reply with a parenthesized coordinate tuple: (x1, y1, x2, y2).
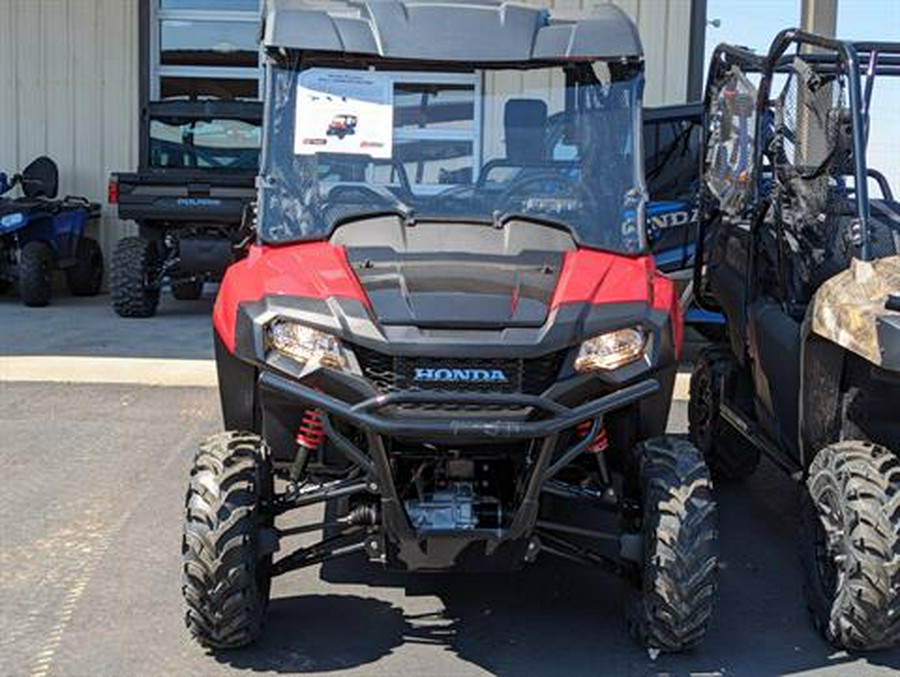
(294, 68, 394, 159)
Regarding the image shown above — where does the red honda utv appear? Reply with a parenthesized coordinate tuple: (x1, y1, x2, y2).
(182, 0, 718, 654)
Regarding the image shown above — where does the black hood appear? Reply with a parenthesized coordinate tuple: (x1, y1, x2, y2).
(331, 217, 575, 329)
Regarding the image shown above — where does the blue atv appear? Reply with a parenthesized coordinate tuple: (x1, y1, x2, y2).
(0, 157, 104, 307)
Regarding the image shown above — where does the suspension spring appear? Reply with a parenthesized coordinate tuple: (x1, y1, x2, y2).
(577, 419, 609, 453)
(296, 408, 326, 451)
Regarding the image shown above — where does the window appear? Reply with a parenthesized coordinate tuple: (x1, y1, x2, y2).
(159, 76, 259, 101)
(150, 0, 261, 101)
(160, 0, 258, 9)
(260, 62, 645, 252)
(160, 19, 258, 68)
(643, 109, 702, 201)
(149, 118, 261, 170)
(387, 74, 481, 191)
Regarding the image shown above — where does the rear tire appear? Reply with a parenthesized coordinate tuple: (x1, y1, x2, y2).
(802, 441, 900, 650)
(65, 237, 104, 296)
(19, 240, 54, 307)
(689, 346, 760, 480)
(171, 278, 203, 301)
(182, 432, 275, 650)
(627, 435, 719, 652)
(110, 236, 159, 318)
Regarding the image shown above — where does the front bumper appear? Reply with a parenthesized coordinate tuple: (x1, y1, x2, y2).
(259, 370, 659, 570)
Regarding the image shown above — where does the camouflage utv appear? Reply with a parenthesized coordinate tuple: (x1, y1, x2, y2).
(690, 30, 900, 650)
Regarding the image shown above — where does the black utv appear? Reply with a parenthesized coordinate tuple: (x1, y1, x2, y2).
(182, 0, 719, 654)
(691, 30, 900, 649)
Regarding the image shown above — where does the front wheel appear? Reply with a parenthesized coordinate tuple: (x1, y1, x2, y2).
(182, 432, 275, 649)
(65, 236, 104, 296)
(802, 441, 900, 650)
(19, 240, 54, 307)
(626, 436, 719, 652)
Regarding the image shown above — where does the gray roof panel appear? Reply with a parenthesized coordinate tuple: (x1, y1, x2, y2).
(262, 0, 642, 61)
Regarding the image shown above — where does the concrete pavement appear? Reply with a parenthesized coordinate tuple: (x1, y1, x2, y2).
(3, 382, 899, 676)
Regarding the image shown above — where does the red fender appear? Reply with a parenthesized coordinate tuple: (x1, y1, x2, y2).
(213, 243, 369, 353)
(551, 248, 683, 358)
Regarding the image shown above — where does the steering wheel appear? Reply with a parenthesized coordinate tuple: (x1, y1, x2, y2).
(320, 183, 413, 227)
(496, 171, 600, 219)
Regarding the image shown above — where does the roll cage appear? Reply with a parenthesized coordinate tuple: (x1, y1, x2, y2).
(695, 30, 900, 313)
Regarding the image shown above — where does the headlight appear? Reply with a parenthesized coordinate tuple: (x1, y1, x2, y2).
(574, 327, 648, 373)
(0, 212, 25, 231)
(267, 320, 354, 371)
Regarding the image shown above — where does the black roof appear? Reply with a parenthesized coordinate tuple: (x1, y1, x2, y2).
(261, 0, 642, 62)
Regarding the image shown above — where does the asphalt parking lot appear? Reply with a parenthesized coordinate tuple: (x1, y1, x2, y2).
(2, 294, 900, 676)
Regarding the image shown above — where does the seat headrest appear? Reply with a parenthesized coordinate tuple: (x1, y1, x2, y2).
(504, 99, 547, 163)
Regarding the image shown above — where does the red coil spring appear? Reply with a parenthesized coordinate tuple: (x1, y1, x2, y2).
(576, 420, 609, 453)
(295, 408, 325, 451)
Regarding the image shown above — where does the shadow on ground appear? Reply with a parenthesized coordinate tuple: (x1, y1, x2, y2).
(213, 459, 900, 676)
(221, 595, 409, 673)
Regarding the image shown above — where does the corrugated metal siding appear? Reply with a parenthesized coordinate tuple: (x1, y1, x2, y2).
(0, 0, 139, 262)
(0, 0, 690, 255)
(542, 0, 694, 106)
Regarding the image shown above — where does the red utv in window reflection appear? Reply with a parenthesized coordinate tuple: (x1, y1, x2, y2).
(326, 114, 358, 139)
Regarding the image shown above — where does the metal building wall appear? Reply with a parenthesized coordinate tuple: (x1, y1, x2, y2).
(0, 0, 139, 261)
(544, 0, 695, 106)
(0, 0, 692, 257)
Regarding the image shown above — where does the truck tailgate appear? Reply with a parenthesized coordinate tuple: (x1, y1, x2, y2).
(112, 172, 255, 224)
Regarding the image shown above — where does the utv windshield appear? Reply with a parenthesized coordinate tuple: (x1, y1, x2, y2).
(258, 60, 646, 253)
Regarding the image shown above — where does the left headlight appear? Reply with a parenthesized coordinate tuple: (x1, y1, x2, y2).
(0, 212, 25, 231)
(574, 327, 648, 373)
(267, 319, 354, 372)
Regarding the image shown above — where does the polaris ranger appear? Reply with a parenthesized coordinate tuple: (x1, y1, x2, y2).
(107, 1, 262, 317)
(183, 0, 719, 653)
(108, 101, 261, 317)
(691, 30, 900, 649)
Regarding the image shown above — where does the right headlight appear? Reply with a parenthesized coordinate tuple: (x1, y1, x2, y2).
(266, 319, 355, 372)
(574, 327, 648, 373)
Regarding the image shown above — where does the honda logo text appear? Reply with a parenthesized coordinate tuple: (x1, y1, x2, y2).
(650, 207, 699, 231)
(413, 368, 508, 383)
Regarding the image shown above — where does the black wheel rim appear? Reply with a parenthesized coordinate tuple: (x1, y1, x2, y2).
(256, 462, 275, 602)
(692, 366, 716, 449)
(810, 486, 842, 600)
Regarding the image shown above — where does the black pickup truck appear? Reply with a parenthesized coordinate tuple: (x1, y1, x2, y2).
(108, 100, 261, 317)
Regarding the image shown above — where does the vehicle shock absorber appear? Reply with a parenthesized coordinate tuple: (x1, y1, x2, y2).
(290, 408, 325, 481)
(577, 419, 609, 453)
(577, 419, 612, 488)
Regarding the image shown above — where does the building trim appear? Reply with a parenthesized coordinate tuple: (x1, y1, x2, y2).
(687, 0, 708, 101)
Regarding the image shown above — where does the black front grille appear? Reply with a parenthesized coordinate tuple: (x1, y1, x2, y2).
(353, 345, 568, 410)
(522, 352, 568, 395)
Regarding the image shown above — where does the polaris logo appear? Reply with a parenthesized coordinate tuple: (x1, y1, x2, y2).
(176, 197, 223, 208)
(413, 368, 508, 383)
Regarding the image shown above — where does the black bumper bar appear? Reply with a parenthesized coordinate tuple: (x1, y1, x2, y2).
(258, 370, 659, 440)
(260, 370, 660, 570)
